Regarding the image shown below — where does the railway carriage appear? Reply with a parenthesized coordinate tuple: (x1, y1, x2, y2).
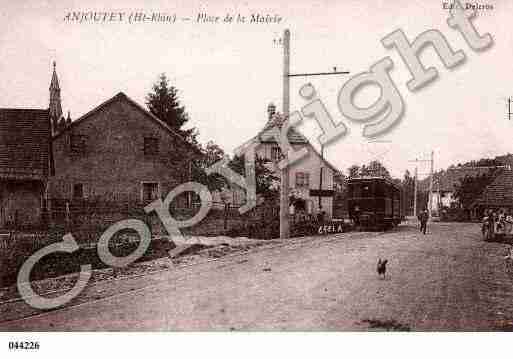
(347, 176, 404, 230)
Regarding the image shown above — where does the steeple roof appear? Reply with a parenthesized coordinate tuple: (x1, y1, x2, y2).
(49, 61, 63, 131)
(49, 61, 60, 91)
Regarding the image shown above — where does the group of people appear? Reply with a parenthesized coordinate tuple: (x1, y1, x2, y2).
(482, 208, 513, 236)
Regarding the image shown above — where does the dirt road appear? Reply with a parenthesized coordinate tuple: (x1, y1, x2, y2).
(2, 221, 513, 331)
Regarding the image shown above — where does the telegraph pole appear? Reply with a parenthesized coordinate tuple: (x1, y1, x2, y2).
(276, 29, 349, 239)
(428, 150, 434, 218)
(410, 153, 433, 217)
(508, 97, 512, 121)
(318, 144, 324, 211)
(414, 165, 418, 218)
(280, 29, 291, 239)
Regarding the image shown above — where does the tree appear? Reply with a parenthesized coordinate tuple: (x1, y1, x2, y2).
(202, 141, 225, 167)
(453, 171, 497, 209)
(348, 161, 392, 179)
(362, 160, 391, 178)
(402, 169, 415, 215)
(349, 161, 392, 179)
(228, 155, 279, 199)
(146, 73, 197, 145)
(348, 165, 360, 178)
(192, 141, 229, 192)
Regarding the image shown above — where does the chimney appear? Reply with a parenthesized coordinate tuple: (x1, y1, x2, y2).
(267, 103, 276, 120)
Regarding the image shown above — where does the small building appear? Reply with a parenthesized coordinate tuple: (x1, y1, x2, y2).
(424, 167, 491, 214)
(470, 170, 513, 218)
(0, 108, 52, 228)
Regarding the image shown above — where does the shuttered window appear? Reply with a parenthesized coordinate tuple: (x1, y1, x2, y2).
(144, 137, 159, 156)
(295, 172, 310, 187)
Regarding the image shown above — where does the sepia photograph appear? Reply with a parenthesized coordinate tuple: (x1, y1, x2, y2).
(0, 0, 512, 357)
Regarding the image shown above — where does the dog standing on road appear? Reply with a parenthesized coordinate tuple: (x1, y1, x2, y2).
(377, 258, 388, 279)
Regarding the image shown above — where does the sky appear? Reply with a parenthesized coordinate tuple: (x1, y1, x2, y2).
(1, 0, 512, 179)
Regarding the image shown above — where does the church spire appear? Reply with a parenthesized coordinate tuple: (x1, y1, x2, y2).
(49, 61, 63, 134)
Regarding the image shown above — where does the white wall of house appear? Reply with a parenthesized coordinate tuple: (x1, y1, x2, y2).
(214, 137, 338, 219)
(256, 142, 335, 218)
(430, 191, 457, 213)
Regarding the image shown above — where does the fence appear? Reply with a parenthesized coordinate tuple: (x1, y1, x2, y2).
(0, 231, 53, 252)
(43, 198, 268, 241)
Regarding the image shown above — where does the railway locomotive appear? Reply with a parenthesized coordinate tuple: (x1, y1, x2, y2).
(347, 176, 404, 230)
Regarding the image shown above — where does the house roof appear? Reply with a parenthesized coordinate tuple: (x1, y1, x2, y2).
(471, 170, 513, 208)
(241, 113, 340, 174)
(0, 108, 51, 180)
(259, 113, 309, 144)
(306, 141, 341, 174)
(421, 166, 492, 192)
(52, 92, 201, 155)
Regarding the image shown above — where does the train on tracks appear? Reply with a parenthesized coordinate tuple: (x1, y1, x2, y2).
(347, 176, 404, 230)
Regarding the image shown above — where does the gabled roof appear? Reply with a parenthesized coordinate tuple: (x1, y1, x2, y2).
(52, 92, 200, 155)
(421, 166, 492, 192)
(240, 113, 340, 174)
(259, 113, 309, 144)
(471, 170, 513, 207)
(306, 141, 341, 174)
(0, 108, 51, 180)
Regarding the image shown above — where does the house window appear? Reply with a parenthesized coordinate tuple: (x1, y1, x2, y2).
(296, 172, 310, 187)
(271, 146, 282, 161)
(70, 135, 87, 155)
(144, 137, 159, 156)
(142, 182, 159, 201)
(72, 183, 84, 199)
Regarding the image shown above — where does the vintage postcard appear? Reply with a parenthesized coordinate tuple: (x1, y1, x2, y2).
(0, 0, 512, 356)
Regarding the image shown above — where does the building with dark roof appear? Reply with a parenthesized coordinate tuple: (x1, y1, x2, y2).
(421, 166, 493, 214)
(0, 108, 52, 228)
(470, 169, 513, 217)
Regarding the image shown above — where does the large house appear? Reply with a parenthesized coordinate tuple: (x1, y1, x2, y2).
(47, 65, 198, 207)
(41, 67, 200, 222)
(228, 103, 341, 219)
(0, 108, 52, 228)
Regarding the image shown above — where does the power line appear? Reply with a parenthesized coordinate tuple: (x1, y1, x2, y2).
(278, 29, 351, 238)
(288, 71, 350, 77)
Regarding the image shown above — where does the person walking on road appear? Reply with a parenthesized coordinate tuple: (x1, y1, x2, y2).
(418, 208, 429, 235)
